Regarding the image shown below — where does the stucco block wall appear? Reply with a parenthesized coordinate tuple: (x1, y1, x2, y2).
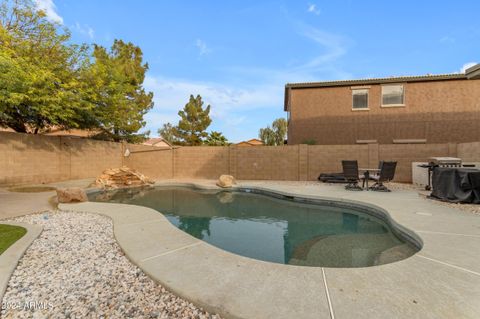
(288, 79, 480, 145)
(3, 132, 480, 186)
(378, 143, 455, 182)
(235, 146, 299, 180)
(307, 145, 369, 180)
(457, 142, 480, 162)
(0, 132, 123, 185)
(0, 132, 64, 185)
(67, 138, 122, 180)
(124, 145, 173, 179)
(127, 144, 443, 182)
(173, 146, 229, 179)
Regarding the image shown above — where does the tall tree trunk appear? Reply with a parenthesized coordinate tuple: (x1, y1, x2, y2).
(113, 127, 120, 142)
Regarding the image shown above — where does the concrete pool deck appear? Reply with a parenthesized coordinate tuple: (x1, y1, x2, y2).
(56, 180, 480, 319)
(0, 178, 95, 220)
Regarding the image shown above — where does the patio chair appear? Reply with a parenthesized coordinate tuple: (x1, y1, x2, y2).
(342, 160, 362, 191)
(369, 161, 397, 192)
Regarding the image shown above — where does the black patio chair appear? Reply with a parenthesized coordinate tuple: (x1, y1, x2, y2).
(369, 161, 397, 192)
(342, 160, 362, 191)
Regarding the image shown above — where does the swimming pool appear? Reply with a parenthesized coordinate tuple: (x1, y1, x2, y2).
(90, 186, 419, 267)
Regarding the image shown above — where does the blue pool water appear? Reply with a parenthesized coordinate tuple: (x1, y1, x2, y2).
(90, 186, 418, 267)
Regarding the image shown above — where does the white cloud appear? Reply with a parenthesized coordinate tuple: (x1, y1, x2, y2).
(296, 24, 347, 71)
(195, 39, 212, 56)
(34, 0, 63, 24)
(439, 36, 455, 44)
(74, 22, 95, 39)
(144, 76, 282, 114)
(142, 22, 350, 141)
(307, 3, 321, 15)
(460, 62, 477, 73)
(225, 116, 247, 127)
(226, 23, 350, 82)
(142, 75, 283, 138)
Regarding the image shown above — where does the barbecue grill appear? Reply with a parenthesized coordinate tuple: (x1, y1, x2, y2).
(418, 157, 462, 190)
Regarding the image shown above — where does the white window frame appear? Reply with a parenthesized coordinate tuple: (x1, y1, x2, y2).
(381, 84, 405, 107)
(351, 88, 369, 110)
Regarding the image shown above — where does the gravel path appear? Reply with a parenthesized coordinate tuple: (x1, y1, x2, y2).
(1, 211, 221, 319)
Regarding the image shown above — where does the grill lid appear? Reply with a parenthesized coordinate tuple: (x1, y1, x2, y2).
(429, 157, 462, 165)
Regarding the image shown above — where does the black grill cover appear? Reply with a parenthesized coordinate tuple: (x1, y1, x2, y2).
(318, 173, 347, 183)
(430, 168, 480, 203)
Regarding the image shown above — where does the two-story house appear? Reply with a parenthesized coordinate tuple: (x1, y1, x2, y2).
(285, 63, 480, 145)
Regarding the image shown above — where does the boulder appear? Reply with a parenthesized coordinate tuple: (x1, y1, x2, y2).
(56, 187, 88, 203)
(93, 166, 155, 189)
(216, 175, 236, 188)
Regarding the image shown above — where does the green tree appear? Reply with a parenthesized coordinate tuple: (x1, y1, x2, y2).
(89, 40, 154, 143)
(158, 122, 178, 145)
(259, 118, 288, 145)
(0, 0, 93, 133)
(259, 127, 276, 146)
(205, 131, 229, 146)
(302, 139, 316, 145)
(174, 94, 211, 145)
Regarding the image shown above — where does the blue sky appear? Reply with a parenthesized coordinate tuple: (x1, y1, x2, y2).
(36, 0, 479, 142)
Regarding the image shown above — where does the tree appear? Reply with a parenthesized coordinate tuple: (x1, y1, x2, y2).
(302, 139, 316, 145)
(89, 40, 154, 143)
(259, 127, 276, 146)
(205, 131, 229, 146)
(158, 122, 178, 145)
(259, 118, 288, 145)
(0, 0, 154, 143)
(272, 118, 288, 145)
(173, 94, 211, 145)
(0, 0, 93, 133)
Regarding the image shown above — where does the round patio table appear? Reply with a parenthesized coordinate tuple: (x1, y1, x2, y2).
(359, 168, 380, 190)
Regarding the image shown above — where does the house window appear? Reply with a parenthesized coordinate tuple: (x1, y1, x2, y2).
(382, 85, 404, 106)
(352, 89, 369, 109)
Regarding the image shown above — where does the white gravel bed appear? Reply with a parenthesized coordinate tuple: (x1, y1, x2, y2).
(1, 211, 221, 319)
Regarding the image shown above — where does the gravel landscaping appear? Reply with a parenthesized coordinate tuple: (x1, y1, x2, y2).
(1, 211, 221, 319)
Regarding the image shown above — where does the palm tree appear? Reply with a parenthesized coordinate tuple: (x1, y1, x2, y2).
(205, 131, 229, 146)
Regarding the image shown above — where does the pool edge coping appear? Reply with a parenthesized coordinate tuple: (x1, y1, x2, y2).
(60, 181, 434, 319)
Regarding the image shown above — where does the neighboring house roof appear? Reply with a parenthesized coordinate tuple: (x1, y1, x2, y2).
(143, 137, 172, 148)
(466, 64, 480, 79)
(284, 64, 480, 111)
(236, 138, 264, 146)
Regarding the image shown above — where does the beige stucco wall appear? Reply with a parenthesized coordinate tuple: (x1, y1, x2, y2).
(235, 146, 300, 180)
(288, 78, 480, 145)
(124, 144, 173, 179)
(378, 143, 456, 182)
(174, 147, 229, 179)
(2, 132, 480, 185)
(457, 141, 480, 162)
(0, 132, 123, 185)
(307, 144, 371, 180)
